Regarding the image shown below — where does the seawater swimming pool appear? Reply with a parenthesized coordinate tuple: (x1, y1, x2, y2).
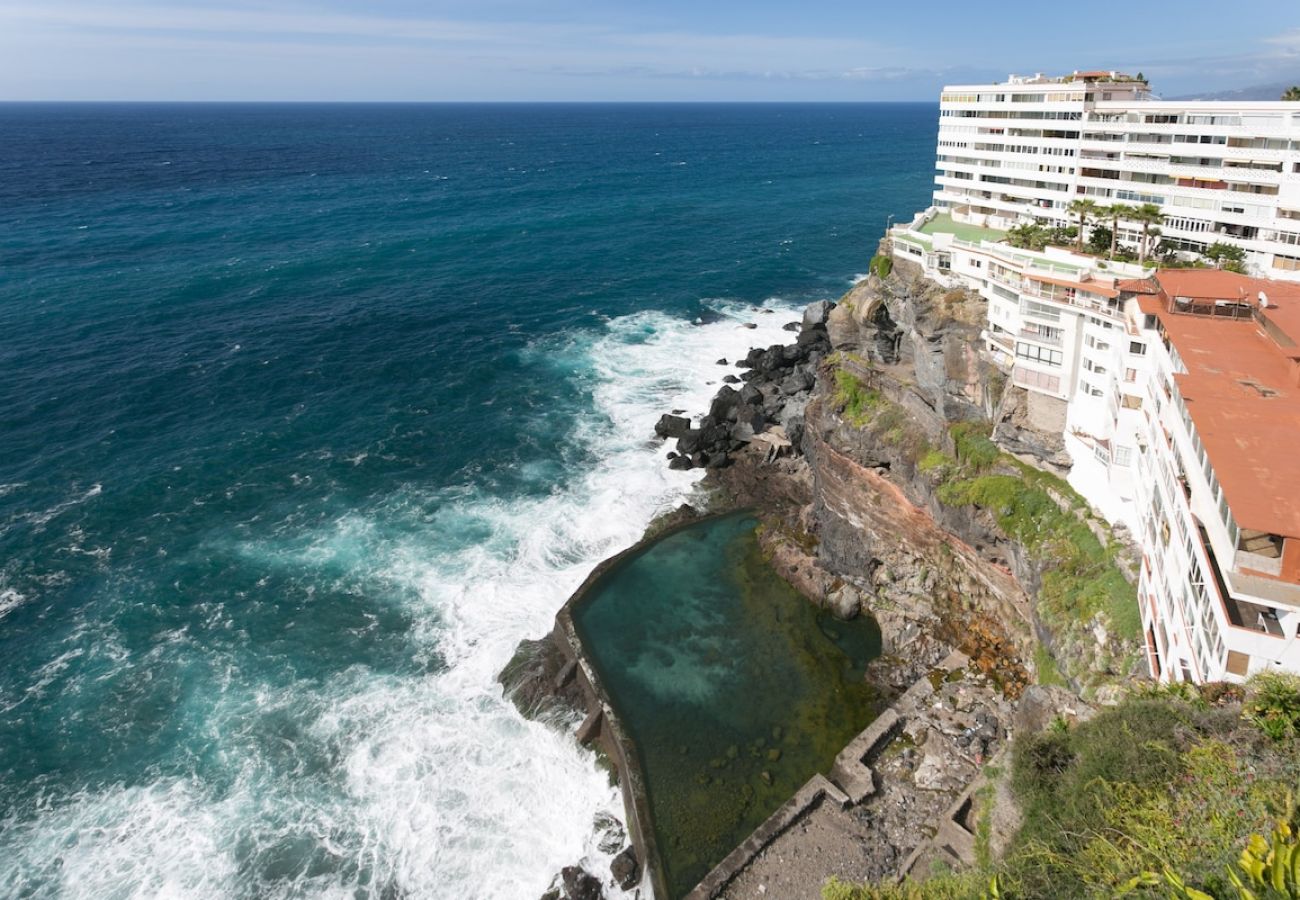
(572, 512, 882, 897)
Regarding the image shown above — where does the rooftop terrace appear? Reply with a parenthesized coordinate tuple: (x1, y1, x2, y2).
(918, 213, 1006, 245)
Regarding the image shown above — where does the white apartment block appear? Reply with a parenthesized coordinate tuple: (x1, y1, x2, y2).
(934, 70, 1300, 279)
(884, 71, 1300, 683)
(891, 217, 1300, 682)
(1128, 271, 1300, 683)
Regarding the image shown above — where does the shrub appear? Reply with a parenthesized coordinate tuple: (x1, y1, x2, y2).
(835, 370, 881, 426)
(1244, 673, 1300, 742)
(919, 449, 954, 475)
(950, 423, 1000, 472)
(870, 254, 893, 278)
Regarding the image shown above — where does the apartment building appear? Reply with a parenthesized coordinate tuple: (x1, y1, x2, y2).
(884, 75, 1300, 681)
(1129, 270, 1300, 682)
(934, 70, 1300, 279)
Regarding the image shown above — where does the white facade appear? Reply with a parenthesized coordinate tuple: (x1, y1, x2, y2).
(1130, 297, 1300, 683)
(934, 72, 1300, 279)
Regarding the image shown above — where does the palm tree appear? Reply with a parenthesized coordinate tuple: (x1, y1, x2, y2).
(1129, 203, 1164, 264)
(1282, 86, 1300, 102)
(1105, 203, 1134, 259)
(1066, 198, 1101, 252)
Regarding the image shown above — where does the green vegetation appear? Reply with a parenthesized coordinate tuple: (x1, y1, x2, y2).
(928, 424, 1137, 643)
(1032, 644, 1065, 688)
(834, 370, 883, 426)
(823, 873, 994, 900)
(1202, 242, 1248, 274)
(1282, 86, 1300, 102)
(823, 681, 1300, 900)
(1245, 673, 1300, 743)
(1005, 222, 1076, 252)
(870, 254, 894, 278)
(829, 366, 1137, 650)
(1067, 199, 1102, 252)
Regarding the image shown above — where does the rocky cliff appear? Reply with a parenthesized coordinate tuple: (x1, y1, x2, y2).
(702, 259, 1142, 698)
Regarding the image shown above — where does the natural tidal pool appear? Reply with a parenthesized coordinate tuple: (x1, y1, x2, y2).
(572, 512, 882, 897)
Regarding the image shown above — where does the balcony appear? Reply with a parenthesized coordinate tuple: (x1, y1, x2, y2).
(1018, 327, 1063, 346)
(1196, 523, 1293, 634)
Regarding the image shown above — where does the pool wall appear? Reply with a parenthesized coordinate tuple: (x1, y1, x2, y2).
(548, 509, 724, 900)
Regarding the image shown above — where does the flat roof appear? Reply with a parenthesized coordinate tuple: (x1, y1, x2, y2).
(1152, 270, 1300, 540)
(917, 212, 1005, 244)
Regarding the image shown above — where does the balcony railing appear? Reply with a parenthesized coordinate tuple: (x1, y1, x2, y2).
(1018, 328, 1063, 346)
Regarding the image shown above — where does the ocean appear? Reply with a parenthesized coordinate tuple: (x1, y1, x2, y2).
(0, 102, 935, 899)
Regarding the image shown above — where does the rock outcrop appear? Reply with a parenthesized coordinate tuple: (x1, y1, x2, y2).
(654, 317, 831, 470)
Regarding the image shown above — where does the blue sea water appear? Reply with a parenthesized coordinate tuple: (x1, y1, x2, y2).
(0, 102, 934, 899)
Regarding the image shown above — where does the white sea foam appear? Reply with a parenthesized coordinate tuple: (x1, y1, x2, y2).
(0, 586, 25, 622)
(0, 299, 803, 900)
(23, 483, 103, 529)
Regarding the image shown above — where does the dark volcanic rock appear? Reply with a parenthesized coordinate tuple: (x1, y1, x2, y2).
(782, 321, 801, 332)
(497, 637, 584, 721)
(654, 413, 691, 439)
(610, 847, 640, 890)
(716, 358, 728, 365)
(676, 429, 703, 455)
(801, 299, 835, 330)
(668, 455, 693, 470)
(722, 374, 740, 384)
(710, 386, 742, 420)
(739, 383, 763, 406)
(780, 370, 815, 396)
(561, 866, 604, 900)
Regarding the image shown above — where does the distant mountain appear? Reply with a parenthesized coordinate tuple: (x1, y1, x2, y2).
(1167, 80, 1300, 101)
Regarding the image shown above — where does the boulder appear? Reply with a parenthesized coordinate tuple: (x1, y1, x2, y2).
(668, 456, 693, 471)
(826, 302, 860, 350)
(610, 847, 640, 890)
(739, 383, 763, 406)
(802, 300, 835, 330)
(735, 404, 767, 433)
(676, 429, 703, 455)
(722, 374, 740, 384)
(783, 321, 801, 332)
(826, 585, 860, 621)
(654, 413, 691, 439)
(779, 370, 814, 396)
(797, 325, 830, 349)
(701, 450, 731, 469)
(708, 386, 743, 421)
(716, 358, 728, 365)
(701, 423, 732, 450)
(561, 866, 604, 900)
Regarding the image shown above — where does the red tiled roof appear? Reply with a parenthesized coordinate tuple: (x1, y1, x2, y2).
(1118, 277, 1160, 294)
(1152, 271, 1300, 540)
(1155, 269, 1300, 304)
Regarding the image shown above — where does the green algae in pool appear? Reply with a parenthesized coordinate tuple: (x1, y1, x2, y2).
(573, 513, 882, 897)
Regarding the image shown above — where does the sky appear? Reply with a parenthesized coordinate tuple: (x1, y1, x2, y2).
(1, 1, 1298, 101)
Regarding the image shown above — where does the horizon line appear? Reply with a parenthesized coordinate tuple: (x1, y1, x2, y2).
(0, 98, 940, 105)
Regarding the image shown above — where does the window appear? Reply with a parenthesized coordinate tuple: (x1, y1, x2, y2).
(1114, 446, 1133, 467)
(1015, 367, 1061, 392)
(1129, 341, 1147, 355)
(1016, 343, 1064, 366)
(1124, 368, 1138, 383)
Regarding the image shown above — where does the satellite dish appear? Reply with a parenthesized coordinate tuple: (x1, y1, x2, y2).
(1259, 291, 1269, 308)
